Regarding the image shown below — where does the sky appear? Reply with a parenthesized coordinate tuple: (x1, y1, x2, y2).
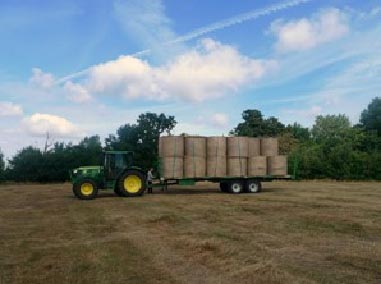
(1, 0, 381, 159)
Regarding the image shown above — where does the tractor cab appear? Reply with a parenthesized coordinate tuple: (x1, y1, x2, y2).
(104, 151, 134, 180)
(71, 150, 146, 200)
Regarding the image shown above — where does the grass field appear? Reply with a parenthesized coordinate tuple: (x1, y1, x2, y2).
(0, 181, 380, 284)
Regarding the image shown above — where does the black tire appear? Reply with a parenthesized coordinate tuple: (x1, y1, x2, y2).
(219, 182, 228, 193)
(246, 180, 262, 193)
(73, 179, 98, 200)
(228, 180, 243, 194)
(114, 186, 124, 197)
(118, 170, 146, 197)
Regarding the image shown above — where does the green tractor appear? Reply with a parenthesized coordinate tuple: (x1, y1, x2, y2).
(70, 151, 147, 200)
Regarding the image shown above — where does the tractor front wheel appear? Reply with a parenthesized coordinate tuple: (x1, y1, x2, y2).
(118, 170, 146, 197)
(73, 179, 98, 200)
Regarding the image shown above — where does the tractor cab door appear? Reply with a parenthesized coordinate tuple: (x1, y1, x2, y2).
(104, 153, 133, 180)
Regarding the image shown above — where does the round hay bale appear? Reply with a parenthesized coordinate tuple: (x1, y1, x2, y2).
(161, 157, 184, 179)
(207, 137, 226, 156)
(267, 156, 287, 176)
(184, 137, 206, 157)
(159, 136, 184, 157)
(207, 156, 227, 177)
(227, 137, 249, 157)
(184, 156, 206, 178)
(261, 138, 278, 156)
(248, 156, 267, 176)
(227, 157, 248, 177)
(248, 138, 261, 157)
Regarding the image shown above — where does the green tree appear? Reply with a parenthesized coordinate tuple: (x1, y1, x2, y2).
(8, 147, 44, 182)
(232, 109, 284, 137)
(285, 122, 310, 141)
(360, 97, 381, 135)
(0, 148, 5, 181)
(307, 115, 364, 179)
(106, 113, 176, 170)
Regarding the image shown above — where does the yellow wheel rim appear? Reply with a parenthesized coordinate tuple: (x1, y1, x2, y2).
(81, 183, 94, 196)
(123, 175, 142, 193)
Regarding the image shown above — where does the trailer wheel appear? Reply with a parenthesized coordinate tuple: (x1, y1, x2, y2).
(229, 180, 243, 194)
(246, 180, 262, 193)
(73, 179, 98, 200)
(219, 182, 229, 193)
(118, 170, 146, 197)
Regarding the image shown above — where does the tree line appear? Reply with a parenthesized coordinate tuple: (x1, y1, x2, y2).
(0, 97, 380, 182)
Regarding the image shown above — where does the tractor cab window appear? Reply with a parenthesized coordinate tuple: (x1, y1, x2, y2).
(105, 152, 133, 179)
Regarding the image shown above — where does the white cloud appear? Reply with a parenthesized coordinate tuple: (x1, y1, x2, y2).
(29, 68, 55, 88)
(211, 113, 229, 128)
(64, 81, 92, 103)
(270, 8, 349, 52)
(0, 101, 23, 116)
(87, 38, 276, 102)
(22, 113, 83, 137)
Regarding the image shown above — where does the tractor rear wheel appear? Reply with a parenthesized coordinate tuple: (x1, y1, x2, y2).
(118, 170, 146, 197)
(73, 179, 98, 200)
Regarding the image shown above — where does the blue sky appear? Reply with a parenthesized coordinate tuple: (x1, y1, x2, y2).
(1, 0, 381, 158)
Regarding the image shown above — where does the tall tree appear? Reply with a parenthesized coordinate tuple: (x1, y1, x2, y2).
(311, 114, 351, 143)
(0, 148, 5, 181)
(360, 97, 381, 135)
(232, 109, 284, 137)
(107, 113, 176, 170)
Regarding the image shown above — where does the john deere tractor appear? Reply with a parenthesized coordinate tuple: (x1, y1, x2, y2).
(71, 151, 146, 200)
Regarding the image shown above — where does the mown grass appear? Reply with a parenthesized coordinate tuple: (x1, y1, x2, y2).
(0, 181, 380, 283)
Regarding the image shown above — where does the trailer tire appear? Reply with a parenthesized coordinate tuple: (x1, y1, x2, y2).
(228, 180, 243, 194)
(73, 179, 98, 200)
(118, 170, 146, 197)
(246, 180, 262, 193)
(219, 182, 229, 193)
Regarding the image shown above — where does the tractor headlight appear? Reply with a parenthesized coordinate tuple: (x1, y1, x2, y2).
(73, 169, 78, 174)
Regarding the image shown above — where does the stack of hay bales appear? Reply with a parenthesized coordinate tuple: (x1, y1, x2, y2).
(248, 138, 267, 176)
(261, 137, 287, 176)
(159, 136, 184, 179)
(227, 137, 248, 177)
(206, 137, 227, 177)
(184, 137, 206, 178)
(159, 136, 287, 178)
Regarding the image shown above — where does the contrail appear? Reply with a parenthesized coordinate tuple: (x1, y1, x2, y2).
(56, 0, 311, 84)
(169, 0, 311, 44)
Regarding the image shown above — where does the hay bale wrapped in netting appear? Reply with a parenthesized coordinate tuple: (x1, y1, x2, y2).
(267, 156, 287, 176)
(160, 157, 184, 179)
(227, 137, 249, 157)
(183, 137, 207, 178)
(207, 156, 226, 177)
(159, 136, 184, 157)
(248, 156, 267, 176)
(206, 137, 226, 177)
(206, 137, 226, 156)
(227, 157, 247, 177)
(248, 138, 261, 157)
(260, 137, 278, 156)
(184, 156, 206, 178)
(184, 136, 207, 157)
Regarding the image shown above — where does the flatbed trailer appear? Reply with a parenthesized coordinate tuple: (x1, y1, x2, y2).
(149, 174, 294, 194)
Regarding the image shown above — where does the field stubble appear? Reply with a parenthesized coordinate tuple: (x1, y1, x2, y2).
(0, 181, 380, 284)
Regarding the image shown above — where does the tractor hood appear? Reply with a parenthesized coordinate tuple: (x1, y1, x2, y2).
(71, 166, 103, 178)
